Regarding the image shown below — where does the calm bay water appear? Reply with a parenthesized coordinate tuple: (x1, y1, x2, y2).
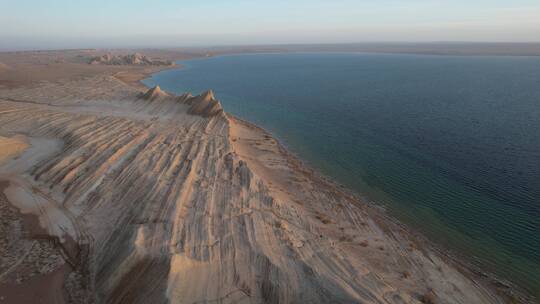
(143, 53, 540, 295)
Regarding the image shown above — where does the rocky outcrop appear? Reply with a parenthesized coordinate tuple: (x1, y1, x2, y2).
(89, 53, 174, 66)
(137, 85, 170, 100)
(186, 90, 224, 117)
(137, 86, 224, 117)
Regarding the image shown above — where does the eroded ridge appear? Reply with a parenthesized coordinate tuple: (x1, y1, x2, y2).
(0, 76, 505, 303)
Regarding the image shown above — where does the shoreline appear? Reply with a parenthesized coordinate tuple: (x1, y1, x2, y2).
(0, 49, 534, 303)
(139, 61, 534, 302)
(227, 114, 529, 303)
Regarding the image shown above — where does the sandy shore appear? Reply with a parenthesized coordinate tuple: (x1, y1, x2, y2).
(0, 50, 533, 303)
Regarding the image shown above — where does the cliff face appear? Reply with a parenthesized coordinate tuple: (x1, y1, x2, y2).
(0, 76, 505, 304)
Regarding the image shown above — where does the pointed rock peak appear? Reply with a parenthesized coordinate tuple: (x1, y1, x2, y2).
(150, 85, 163, 94)
(139, 85, 169, 100)
(177, 93, 193, 103)
(199, 90, 215, 102)
(188, 90, 224, 117)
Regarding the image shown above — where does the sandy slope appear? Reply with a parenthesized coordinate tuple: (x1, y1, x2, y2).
(0, 135, 28, 166)
(0, 72, 516, 304)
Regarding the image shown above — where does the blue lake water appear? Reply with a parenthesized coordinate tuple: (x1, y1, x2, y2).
(143, 52, 540, 296)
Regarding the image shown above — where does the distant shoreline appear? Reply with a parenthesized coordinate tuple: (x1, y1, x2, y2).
(3, 42, 540, 57)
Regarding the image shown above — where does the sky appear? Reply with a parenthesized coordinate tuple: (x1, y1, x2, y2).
(1, 0, 539, 50)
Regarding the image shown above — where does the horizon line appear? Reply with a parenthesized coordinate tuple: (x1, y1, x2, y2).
(2, 41, 540, 53)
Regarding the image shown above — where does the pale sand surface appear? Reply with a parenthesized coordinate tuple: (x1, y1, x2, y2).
(0, 50, 530, 303)
(0, 135, 29, 166)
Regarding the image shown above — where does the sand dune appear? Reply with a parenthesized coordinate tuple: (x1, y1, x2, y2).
(0, 75, 512, 303)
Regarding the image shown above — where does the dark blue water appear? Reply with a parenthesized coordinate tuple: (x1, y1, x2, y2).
(143, 53, 540, 296)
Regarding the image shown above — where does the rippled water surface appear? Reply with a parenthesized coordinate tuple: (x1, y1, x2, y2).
(143, 53, 540, 295)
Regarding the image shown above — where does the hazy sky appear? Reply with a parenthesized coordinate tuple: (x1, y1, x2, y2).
(1, 0, 539, 49)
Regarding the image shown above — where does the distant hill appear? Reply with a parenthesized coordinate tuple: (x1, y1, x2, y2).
(89, 53, 174, 66)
